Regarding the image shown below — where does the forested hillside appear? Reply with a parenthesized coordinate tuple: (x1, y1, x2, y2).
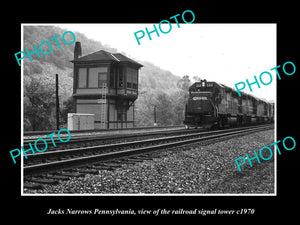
(23, 25, 190, 131)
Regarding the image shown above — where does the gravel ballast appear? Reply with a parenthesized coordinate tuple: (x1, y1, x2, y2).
(25, 129, 275, 194)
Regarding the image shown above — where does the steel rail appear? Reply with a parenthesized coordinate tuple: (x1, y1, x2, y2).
(24, 125, 185, 137)
(24, 124, 273, 176)
(22, 126, 194, 149)
(23, 124, 271, 160)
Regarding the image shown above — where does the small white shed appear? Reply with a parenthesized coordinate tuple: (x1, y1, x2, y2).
(67, 113, 95, 130)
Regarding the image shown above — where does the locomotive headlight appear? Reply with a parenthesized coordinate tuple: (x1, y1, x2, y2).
(202, 81, 205, 87)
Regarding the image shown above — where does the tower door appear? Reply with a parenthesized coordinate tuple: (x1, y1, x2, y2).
(117, 109, 126, 128)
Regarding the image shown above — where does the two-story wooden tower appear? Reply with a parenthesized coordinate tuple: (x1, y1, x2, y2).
(71, 42, 143, 129)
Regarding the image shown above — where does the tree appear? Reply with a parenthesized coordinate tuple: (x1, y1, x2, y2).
(155, 93, 174, 126)
(170, 90, 188, 125)
(135, 87, 156, 126)
(60, 97, 75, 127)
(177, 75, 191, 91)
(24, 76, 56, 131)
(174, 75, 191, 125)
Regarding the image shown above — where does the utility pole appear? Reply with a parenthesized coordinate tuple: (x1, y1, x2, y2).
(55, 74, 60, 130)
(154, 105, 157, 126)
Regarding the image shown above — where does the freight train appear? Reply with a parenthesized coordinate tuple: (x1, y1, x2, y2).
(184, 79, 274, 129)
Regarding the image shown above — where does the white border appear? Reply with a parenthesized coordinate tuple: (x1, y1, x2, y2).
(21, 24, 24, 194)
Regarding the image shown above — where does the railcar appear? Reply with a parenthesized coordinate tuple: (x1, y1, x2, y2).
(184, 79, 274, 129)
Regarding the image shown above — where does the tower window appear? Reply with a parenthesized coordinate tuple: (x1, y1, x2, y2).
(78, 68, 87, 88)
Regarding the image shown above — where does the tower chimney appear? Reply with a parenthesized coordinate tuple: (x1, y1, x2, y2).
(74, 41, 82, 59)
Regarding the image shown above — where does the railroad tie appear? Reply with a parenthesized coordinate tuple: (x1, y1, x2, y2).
(90, 162, 124, 171)
(113, 159, 137, 164)
(134, 155, 154, 160)
(46, 174, 70, 180)
(26, 177, 59, 185)
(90, 165, 115, 171)
(24, 183, 43, 190)
(101, 163, 123, 168)
(127, 158, 145, 163)
(75, 168, 99, 174)
(59, 171, 86, 177)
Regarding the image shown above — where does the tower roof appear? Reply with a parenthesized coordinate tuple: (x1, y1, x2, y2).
(71, 49, 143, 68)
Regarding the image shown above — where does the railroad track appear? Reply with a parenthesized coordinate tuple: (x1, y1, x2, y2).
(23, 125, 185, 141)
(23, 126, 200, 152)
(23, 124, 273, 190)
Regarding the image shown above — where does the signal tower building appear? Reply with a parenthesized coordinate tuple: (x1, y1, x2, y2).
(71, 42, 143, 129)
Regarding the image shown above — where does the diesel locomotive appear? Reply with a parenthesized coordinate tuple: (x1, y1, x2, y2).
(184, 79, 274, 129)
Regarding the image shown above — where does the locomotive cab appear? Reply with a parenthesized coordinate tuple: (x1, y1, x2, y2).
(184, 80, 218, 128)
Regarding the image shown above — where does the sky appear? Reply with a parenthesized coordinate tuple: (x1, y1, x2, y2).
(55, 23, 276, 101)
